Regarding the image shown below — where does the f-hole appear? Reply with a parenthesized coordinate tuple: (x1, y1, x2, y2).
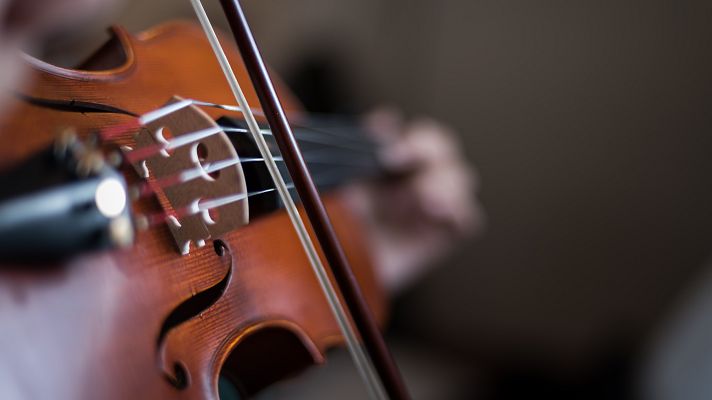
(158, 239, 232, 389)
(219, 327, 316, 398)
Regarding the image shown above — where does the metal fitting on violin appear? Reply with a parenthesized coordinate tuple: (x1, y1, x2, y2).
(0, 129, 134, 264)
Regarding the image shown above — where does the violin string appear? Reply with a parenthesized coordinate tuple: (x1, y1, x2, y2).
(123, 125, 223, 163)
(191, 98, 264, 116)
(130, 141, 375, 199)
(97, 99, 250, 141)
(136, 159, 355, 209)
(139, 98, 195, 124)
(134, 157, 364, 202)
(196, 187, 275, 211)
(221, 125, 375, 154)
(200, 101, 367, 141)
(124, 122, 377, 166)
(141, 185, 286, 228)
(189, 1, 386, 399)
(136, 98, 374, 150)
(133, 156, 283, 198)
(102, 100, 377, 157)
(111, 120, 377, 165)
(144, 96, 376, 149)
(190, 172, 349, 214)
(207, 106, 379, 151)
(139, 165, 358, 229)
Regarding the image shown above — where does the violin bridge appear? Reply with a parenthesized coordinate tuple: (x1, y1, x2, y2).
(125, 96, 249, 255)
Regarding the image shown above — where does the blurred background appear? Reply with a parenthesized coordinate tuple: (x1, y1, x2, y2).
(41, 0, 712, 398)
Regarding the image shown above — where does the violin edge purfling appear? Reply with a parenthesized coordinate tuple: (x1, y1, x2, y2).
(0, 19, 388, 399)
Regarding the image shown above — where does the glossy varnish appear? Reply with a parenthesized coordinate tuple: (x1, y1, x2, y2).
(0, 21, 385, 399)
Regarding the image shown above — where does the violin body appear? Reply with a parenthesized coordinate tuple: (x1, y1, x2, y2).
(0, 21, 385, 399)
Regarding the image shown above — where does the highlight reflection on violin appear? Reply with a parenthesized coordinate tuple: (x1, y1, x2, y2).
(0, 0, 480, 399)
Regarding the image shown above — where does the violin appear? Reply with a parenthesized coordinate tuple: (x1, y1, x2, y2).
(0, 1, 410, 398)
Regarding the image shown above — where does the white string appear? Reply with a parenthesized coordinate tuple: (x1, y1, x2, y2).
(220, 126, 271, 135)
(179, 156, 281, 182)
(132, 117, 373, 161)
(137, 100, 375, 153)
(189, 1, 387, 399)
(221, 125, 376, 153)
(197, 187, 274, 211)
(139, 98, 194, 124)
(170, 186, 286, 217)
(137, 98, 256, 123)
(166, 126, 223, 149)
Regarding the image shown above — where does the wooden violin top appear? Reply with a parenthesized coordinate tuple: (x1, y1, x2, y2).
(0, 20, 386, 399)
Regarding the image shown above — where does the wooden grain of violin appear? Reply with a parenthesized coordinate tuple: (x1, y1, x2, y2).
(0, 0, 410, 398)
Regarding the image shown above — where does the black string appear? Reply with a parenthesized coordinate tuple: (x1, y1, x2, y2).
(221, 115, 383, 191)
